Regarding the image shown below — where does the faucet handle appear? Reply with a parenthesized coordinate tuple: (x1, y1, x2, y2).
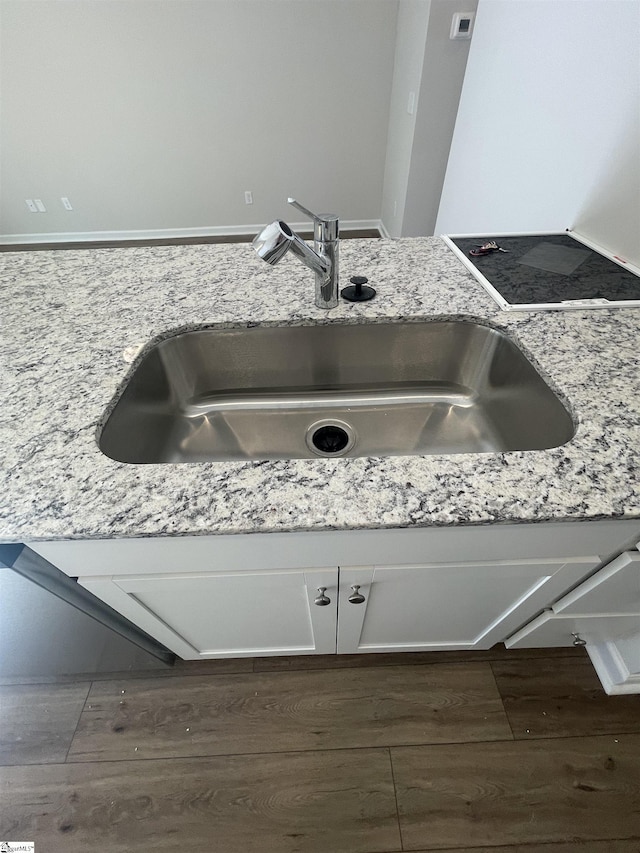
(287, 198, 338, 241)
(287, 197, 319, 221)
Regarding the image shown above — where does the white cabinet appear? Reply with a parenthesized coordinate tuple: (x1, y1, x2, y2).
(506, 551, 640, 648)
(337, 558, 599, 654)
(506, 550, 640, 694)
(79, 557, 599, 660)
(553, 551, 640, 616)
(27, 520, 640, 662)
(81, 568, 338, 659)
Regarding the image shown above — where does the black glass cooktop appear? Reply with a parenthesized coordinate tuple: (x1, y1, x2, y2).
(450, 233, 640, 306)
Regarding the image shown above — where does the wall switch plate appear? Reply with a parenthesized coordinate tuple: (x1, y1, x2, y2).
(407, 91, 416, 115)
(244, 191, 253, 205)
(25, 199, 38, 212)
(450, 12, 475, 39)
(61, 197, 73, 210)
(34, 198, 46, 212)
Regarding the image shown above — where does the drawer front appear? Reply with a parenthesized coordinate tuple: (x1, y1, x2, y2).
(505, 611, 640, 649)
(553, 552, 640, 616)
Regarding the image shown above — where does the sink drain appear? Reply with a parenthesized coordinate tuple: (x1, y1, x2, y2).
(306, 419, 356, 457)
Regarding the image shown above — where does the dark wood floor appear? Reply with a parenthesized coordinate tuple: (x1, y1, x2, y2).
(0, 228, 381, 252)
(1, 646, 640, 852)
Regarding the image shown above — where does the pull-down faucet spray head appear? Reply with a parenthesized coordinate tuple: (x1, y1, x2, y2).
(252, 220, 293, 266)
(253, 220, 329, 275)
(252, 199, 339, 309)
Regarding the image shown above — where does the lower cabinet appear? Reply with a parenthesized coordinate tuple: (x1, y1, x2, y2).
(79, 556, 600, 660)
(27, 521, 640, 665)
(81, 568, 339, 659)
(337, 558, 598, 654)
(506, 550, 640, 694)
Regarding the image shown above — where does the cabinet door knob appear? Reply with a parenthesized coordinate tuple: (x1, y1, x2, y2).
(348, 584, 366, 604)
(571, 632, 587, 647)
(314, 587, 331, 606)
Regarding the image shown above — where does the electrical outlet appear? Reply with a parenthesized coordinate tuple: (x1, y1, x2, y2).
(244, 191, 253, 205)
(61, 197, 73, 210)
(34, 198, 46, 212)
(25, 199, 38, 212)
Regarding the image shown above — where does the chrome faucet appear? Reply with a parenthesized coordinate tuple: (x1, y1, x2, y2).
(252, 198, 339, 309)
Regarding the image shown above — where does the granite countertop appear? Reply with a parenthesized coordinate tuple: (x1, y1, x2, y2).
(1, 236, 639, 542)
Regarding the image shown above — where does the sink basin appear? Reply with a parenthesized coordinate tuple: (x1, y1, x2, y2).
(99, 321, 575, 463)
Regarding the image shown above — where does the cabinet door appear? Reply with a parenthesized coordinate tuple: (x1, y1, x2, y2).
(552, 552, 640, 615)
(81, 568, 338, 660)
(505, 611, 640, 695)
(505, 610, 640, 649)
(337, 558, 599, 654)
(505, 550, 640, 694)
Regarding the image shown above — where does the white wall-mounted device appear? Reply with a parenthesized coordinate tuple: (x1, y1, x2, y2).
(450, 12, 475, 40)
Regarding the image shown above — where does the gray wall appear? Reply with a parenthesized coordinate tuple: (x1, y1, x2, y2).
(380, 0, 477, 239)
(401, 0, 477, 237)
(435, 0, 640, 268)
(0, 0, 398, 240)
(7, 0, 629, 248)
(379, 0, 432, 238)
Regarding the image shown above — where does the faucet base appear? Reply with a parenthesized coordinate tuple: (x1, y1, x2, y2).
(315, 239, 339, 309)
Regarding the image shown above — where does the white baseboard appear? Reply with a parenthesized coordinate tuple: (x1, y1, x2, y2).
(378, 219, 393, 239)
(0, 220, 383, 246)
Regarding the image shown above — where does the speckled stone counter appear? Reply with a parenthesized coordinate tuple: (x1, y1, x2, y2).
(1, 236, 639, 542)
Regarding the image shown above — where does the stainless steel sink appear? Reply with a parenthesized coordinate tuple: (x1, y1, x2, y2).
(98, 321, 575, 463)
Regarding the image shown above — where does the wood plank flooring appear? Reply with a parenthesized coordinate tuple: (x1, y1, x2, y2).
(392, 736, 640, 849)
(1, 647, 640, 852)
(66, 664, 511, 762)
(0, 682, 90, 765)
